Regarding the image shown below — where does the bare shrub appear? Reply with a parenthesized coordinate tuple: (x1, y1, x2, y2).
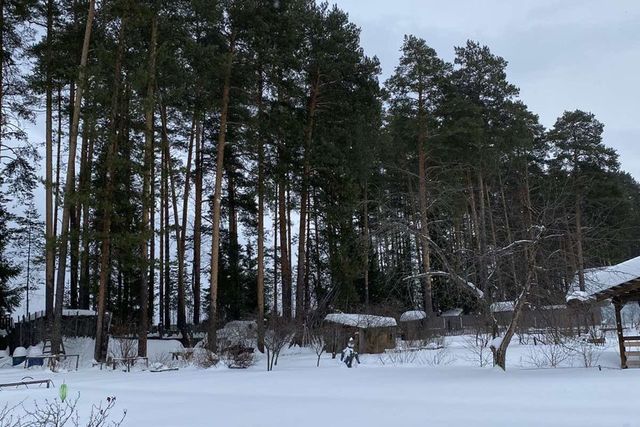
(264, 318, 294, 371)
(380, 339, 453, 366)
(218, 321, 256, 350)
(108, 337, 137, 360)
(462, 331, 492, 367)
(564, 335, 604, 368)
(1, 393, 126, 427)
(526, 343, 571, 368)
(222, 346, 255, 369)
(192, 348, 220, 369)
(379, 341, 417, 365)
(309, 329, 326, 367)
(148, 352, 178, 370)
(422, 347, 454, 367)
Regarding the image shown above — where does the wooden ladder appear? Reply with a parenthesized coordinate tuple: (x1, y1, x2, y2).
(623, 336, 640, 368)
(42, 339, 65, 355)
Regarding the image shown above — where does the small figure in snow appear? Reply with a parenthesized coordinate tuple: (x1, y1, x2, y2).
(340, 337, 360, 368)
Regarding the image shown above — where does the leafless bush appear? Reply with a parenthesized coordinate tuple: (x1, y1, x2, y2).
(380, 339, 453, 366)
(192, 348, 220, 369)
(564, 335, 604, 368)
(1, 394, 126, 427)
(463, 331, 492, 367)
(218, 321, 257, 350)
(222, 346, 255, 369)
(379, 346, 417, 366)
(148, 352, 172, 367)
(422, 347, 455, 367)
(264, 318, 294, 371)
(108, 337, 137, 360)
(309, 329, 326, 367)
(1, 402, 21, 427)
(526, 343, 571, 368)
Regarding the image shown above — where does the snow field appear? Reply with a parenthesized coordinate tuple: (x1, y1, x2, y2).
(0, 335, 636, 427)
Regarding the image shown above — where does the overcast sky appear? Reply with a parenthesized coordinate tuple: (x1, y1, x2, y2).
(333, 0, 640, 179)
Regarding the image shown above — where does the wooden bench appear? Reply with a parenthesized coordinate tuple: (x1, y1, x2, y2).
(25, 354, 80, 371)
(0, 379, 53, 389)
(170, 349, 195, 361)
(108, 356, 149, 372)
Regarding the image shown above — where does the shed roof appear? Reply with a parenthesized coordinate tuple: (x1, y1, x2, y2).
(399, 310, 427, 322)
(324, 313, 397, 328)
(441, 308, 464, 317)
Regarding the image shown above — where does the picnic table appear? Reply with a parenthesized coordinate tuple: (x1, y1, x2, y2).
(25, 354, 80, 371)
(170, 348, 195, 361)
(107, 356, 149, 372)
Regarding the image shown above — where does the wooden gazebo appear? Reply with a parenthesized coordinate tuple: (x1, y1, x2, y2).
(567, 256, 640, 369)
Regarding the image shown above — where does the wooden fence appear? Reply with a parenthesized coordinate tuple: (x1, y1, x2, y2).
(7, 313, 105, 351)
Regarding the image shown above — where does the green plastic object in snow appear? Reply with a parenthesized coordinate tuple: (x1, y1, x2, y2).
(59, 383, 68, 402)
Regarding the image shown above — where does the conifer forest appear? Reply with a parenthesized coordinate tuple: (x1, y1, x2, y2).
(0, 0, 639, 364)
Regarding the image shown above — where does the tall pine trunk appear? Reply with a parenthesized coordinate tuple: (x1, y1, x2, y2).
(54, 0, 96, 355)
(208, 35, 235, 353)
(416, 90, 433, 316)
(278, 171, 292, 319)
(44, 0, 55, 322)
(139, 13, 158, 357)
(94, 15, 124, 362)
(256, 73, 265, 351)
(295, 70, 319, 323)
(192, 116, 203, 325)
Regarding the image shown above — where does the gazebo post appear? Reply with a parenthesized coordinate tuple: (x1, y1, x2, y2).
(613, 298, 627, 369)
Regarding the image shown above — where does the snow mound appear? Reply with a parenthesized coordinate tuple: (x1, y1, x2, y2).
(324, 313, 397, 328)
(12, 347, 27, 357)
(399, 310, 427, 322)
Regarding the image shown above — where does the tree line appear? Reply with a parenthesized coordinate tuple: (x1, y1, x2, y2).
(0, 0, 638, 362)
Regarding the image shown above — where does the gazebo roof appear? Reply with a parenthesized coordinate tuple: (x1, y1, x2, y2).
(566, 255, 640, 303)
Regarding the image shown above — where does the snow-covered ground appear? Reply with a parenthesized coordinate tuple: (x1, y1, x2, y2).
(1, 335, 638, 427)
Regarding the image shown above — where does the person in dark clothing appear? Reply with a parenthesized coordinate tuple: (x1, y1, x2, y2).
(340, 337, 360, 368)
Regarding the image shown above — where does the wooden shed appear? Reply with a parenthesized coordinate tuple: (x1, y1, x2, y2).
(323, 313, 397, 355)
(398, 310, 428, 341)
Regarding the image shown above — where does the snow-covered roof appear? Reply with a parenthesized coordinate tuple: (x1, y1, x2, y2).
(566, 256, 640, 302)
(441, 308, 464, 317)
(324, 313, 397, 328)
(490, 301, 515, 313)
(62, 309, 97, 317)
(399, 310, 427, 322)
(540, 304, 566, 311)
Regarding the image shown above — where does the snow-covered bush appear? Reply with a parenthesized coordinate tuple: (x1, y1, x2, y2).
(148, 352, 176, 369)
